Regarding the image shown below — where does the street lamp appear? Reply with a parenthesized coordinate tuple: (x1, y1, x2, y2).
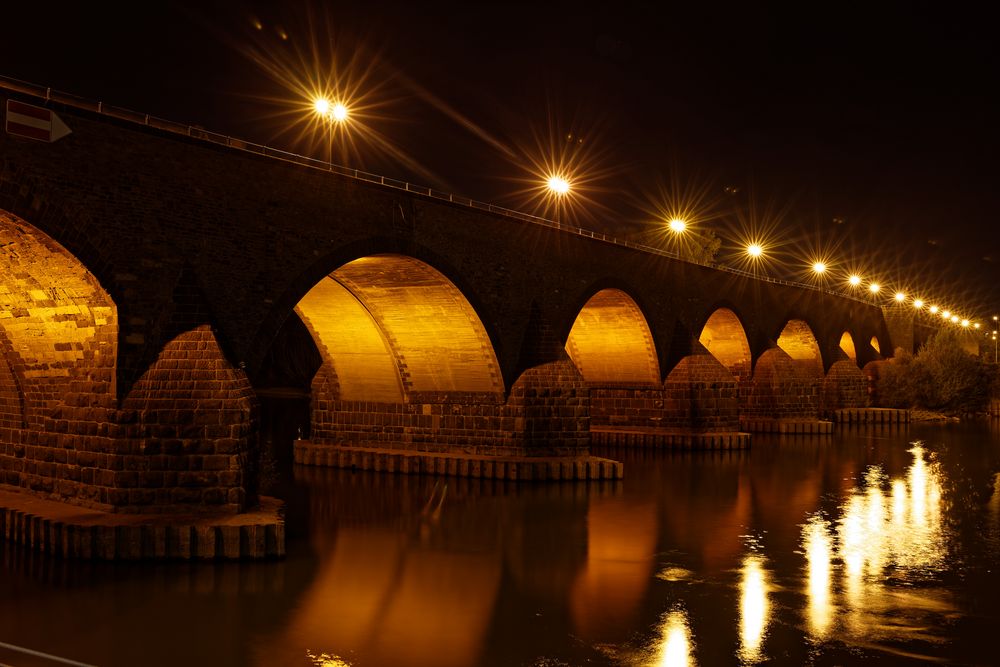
(812, 261, 827, 274)
(929, 305, 939, 314)
(913, 299, 924, 309)
(313, 97, 349, 163)
(668, 218, 687, 233)
(546, 175, 571, 195)
(746, 243, 763, 258)
(848, 274, 862, 286)
(894, 292, 906, 303)
(869, 283, 881, 295)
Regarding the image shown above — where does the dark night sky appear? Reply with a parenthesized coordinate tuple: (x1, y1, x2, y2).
(3, 2, 999, 318)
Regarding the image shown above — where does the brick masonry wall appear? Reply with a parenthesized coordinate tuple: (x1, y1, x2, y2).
(119, 325, 257, 513)
(741, 347, 820, 419)
(0, 325, 256, 514)
(821, 359, 869, 413)
(589, 355, 740, 432)
(310, 356, 590, 457)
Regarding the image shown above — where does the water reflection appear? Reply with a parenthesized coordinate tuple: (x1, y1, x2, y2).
(654, 607, 695, 667)
(738, 555, 770, 663)
(801, 443, 951, 644)
(802, 515, 833, 639)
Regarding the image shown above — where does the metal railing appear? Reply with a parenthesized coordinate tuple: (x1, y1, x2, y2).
(0, 74, 874, 305)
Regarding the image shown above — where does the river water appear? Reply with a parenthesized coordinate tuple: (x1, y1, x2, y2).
(2, 422, 1000, 666)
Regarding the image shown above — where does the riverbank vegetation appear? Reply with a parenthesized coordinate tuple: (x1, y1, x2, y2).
(876, 329, 996, 416)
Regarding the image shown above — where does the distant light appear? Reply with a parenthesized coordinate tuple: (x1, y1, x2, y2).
(913, 299, 924, 309)
(812, 262, 827, 274)
(974, 322, 981, 329)
(668, 218, 687, 233)
(848, 274, 862, 286)
(313, 98, 330, 116)
(929, 305, 939, 314)
(547, 176, 571, 195)
(869, 283, 880, 294)
(747, 243, 763, 258)
(894, 292, 906, 302)
(951, 315, 959, 323)
(331, 102, 349, 122)
(961, 319, 970, 327)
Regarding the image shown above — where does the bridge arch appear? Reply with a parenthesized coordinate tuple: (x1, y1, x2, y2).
(776, 319, 824, 377)
(698, 307, 752, 380)
(564, 288, 660, 384)
(0, 210, 118, 423)
(839, 331, 857, 362)
(296, 254, 504, 401)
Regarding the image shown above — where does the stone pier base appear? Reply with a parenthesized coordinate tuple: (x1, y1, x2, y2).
(294, 440, 623, 481)
(827, 408, 909, 425)
(0, 489, 284, 560)
(740, 418, 834, 434)
(591, 427, 750, 450)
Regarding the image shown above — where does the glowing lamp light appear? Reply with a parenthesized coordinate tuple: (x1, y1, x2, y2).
(869, 283, 881, 294)
(894, 292, 906, 302)
(929, 305, 939, 314)
(951, 315, 959, 323)
(848, 275, 862, 286)
(961, 319, 970, 327)
(812, 262, 827, 274)
(913, 299, 924, 309)
(331, 102, 349, 122)
(547, 176, 571, 195)
(942, 310, 951, 319)
(668, 218, 687, 233)
(747, 243, 763, 258)
(313, 98, 331, 115)
(974, 322, 981, 329)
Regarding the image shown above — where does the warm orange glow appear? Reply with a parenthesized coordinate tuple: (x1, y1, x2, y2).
(929, 305, 939, 314)
(313, 97, 331, 115)
(547, 175, 571, 195)
(974, 323, 981, 329)
(668, 218, 687, 233)
(894, 292, 906, 302)
(565, 289, 660, 383)
(839, 332, 857, 361)
(812, 261, 827, 274)
(913, 299, 924, 309)
(331, 102, 349, 122)
(699, 308, 752, 378)
(297, 255, 504, 401)
(777, 320, 823, 377)
(951, 315, 959, 323)
(961, 319, 970, 327)
(746, 243, 763, 257)
(848, 274, 862, 286)
(942, 310, 951, 319)
(870, 336, 881, 354)
(869, 283, 881, 294)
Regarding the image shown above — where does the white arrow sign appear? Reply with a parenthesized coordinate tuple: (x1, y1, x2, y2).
(5, 100, 72, 143)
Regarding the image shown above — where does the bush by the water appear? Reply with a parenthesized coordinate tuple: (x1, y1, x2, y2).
(876, 329, 995, 415)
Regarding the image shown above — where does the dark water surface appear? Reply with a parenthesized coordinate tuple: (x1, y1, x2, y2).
(3, 422, 1000, 666)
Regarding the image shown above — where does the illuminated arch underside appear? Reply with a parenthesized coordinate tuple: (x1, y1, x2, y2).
(565, 289, 659, 384)
(870, 336, 881, 355)
(0, 211, 117, 417)
(699, 308, 751, 372)
(296, 255, 503, 402)
(777, 320, 823, 377)
(839, 332, 857, 361)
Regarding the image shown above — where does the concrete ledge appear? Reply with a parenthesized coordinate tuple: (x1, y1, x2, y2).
(827, 408, 910, 424)
(739, 418, 834, 434)
(0, 489, 284, 561)
(591, 428, 750, 450)
(294, 440, 623, 481)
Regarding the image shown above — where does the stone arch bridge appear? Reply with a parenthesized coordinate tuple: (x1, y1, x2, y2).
(0, 83, 918, 522)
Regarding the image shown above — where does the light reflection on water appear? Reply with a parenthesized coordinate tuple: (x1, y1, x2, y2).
(737, 555, 769, 664)
(802, 443, 952, 645)
(654, 608, 694, 667)
(3, 429, 1000, 666)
